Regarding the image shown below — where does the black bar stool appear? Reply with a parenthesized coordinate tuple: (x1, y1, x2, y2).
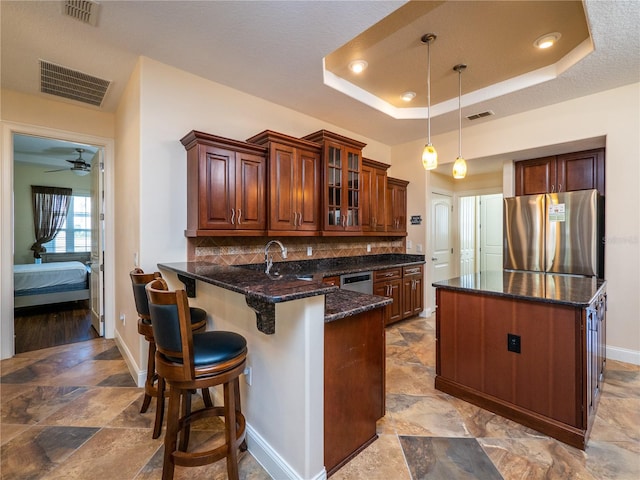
(146, 278, 247, 480)
(129, 268, 211, 438)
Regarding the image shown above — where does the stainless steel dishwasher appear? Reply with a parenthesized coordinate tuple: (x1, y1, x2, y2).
(340, 271, 373, 294)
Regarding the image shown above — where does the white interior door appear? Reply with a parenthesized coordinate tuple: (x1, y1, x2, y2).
(430, 193, 453, 308)
(480, 193, 504, 272)
(459, 196, 476, 275)
(90, 150, 104, 335)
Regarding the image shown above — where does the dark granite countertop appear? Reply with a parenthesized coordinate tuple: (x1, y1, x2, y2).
(158, 261, 337, 304)
(324, 290, 392, 322)
(433, 270, 606, 307)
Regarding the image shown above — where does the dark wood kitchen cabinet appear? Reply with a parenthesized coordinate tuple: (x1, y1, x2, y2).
(361, 158, 388, 233)
(303, 130, 366, 234)
(386, 177, 408, 235)
(247, 131, 322, 235)
(402, 265, 424, 318)
(515, 148, 605, 196)
(181, 130, 267, 236)
(374, 268, 403, 325)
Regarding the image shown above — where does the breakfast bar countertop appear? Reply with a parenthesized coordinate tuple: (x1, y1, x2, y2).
(433, 270, 606, 307)
(158, 260, 392, 323)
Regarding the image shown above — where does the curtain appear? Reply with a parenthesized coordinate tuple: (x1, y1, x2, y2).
(30, 186, 72, 258)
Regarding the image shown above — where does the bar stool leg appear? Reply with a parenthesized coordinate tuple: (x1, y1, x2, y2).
(224, 379, 240, 480)
(162, 387, 182, 480)
(140, 339, 156, 413)
(153, 375, 166, 439)
(233, 378, 247, 452)
(202, 387, 213, 408)
(179, 391, 192, 452)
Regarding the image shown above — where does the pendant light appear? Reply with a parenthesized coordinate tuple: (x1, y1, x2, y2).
(452, 64, 467, 179)
(421, 33, 438, 170)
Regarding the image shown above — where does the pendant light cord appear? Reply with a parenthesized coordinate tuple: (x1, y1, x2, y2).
(458, 66, 462, 157)
(427, 39, 432, 144)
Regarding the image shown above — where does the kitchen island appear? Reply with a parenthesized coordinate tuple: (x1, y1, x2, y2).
(433, 270, 607, 449)
(158, 261, 393, 479)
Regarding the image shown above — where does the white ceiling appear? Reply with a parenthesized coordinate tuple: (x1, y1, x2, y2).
(2, 0, 639, 174)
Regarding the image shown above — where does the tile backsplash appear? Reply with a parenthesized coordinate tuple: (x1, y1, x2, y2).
(188, 236, 406, 265)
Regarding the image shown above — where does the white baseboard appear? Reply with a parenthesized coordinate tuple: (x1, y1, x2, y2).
(246, 424, 326, 480)
(606, 345, 640, 366)
(114, 329, 146, 387)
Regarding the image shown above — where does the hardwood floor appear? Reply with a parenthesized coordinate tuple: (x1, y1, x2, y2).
(13, 300, 99, 353)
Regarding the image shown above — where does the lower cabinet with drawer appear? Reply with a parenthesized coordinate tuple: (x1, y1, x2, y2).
(374, 268, 403, 325)
(374, 265, 423, 326)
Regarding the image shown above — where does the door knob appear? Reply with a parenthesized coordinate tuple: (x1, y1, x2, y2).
(431, 257, 438, 261)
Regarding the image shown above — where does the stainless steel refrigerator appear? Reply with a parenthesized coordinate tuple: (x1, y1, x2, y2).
(503, 189, 604, 277)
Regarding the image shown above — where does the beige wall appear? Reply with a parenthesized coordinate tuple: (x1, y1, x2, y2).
(393, 82, 640, 363)
(13, 162, 91, 265)
(2, 90, 115, 138)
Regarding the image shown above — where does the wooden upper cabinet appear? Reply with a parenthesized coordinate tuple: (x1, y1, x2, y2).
(247, 131, 321, 234)
(515, 156, 557, 195)
(181, 130, 267, 236)
(302, 130, 366, 234)
(515, 148, 605, 196)
(557, 149, 605, 194)
(362, 158, 389, 233)
(386, 177, 408, 235)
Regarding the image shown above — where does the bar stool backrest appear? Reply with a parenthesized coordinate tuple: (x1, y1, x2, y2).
(130, 268, 162, 320)
(146, 278, 196, 381)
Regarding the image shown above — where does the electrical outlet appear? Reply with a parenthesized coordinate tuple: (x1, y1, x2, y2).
(508, 333, 521, 353)
(417, 244, 423, 253)
(307, 246, 313, 256)
(119, 313, 126, 325)
(244, 366, 252, 386)
(407, 240, 413, 249)
(367, 244, 371, 253)
(133, 252, 138, 267)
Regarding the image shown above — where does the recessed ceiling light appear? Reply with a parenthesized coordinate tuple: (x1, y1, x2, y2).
(534, 32, 561, 49)
(348, 60, 368, 74)
(401, 91, 416, 102)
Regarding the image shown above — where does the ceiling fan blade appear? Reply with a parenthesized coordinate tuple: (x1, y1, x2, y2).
(45, 168, 68, 173)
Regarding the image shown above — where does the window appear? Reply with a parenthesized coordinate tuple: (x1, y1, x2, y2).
(43, 195, 91, 253)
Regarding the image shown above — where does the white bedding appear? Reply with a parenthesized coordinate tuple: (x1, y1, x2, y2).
(14, 261, 88, 292)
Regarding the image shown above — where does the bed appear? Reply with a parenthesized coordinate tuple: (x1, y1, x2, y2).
(14, 261, 90, 308)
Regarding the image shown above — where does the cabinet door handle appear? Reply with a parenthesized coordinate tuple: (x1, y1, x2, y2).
(237, 208, 242, 225)
(551, 184, 555, 193)
(297, 212, 302, 227)
(230, 208, 235, 225)
(558, 183, 562, 192)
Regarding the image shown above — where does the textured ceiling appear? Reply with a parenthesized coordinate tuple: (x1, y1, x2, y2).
(2, 0, 639, 152)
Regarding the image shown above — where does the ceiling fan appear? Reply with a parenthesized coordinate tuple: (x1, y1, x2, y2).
(45, 148, 91, 176)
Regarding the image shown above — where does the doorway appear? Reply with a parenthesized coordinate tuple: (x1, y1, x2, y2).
(1, 122, 115, 360)
(12, 134, 105, 352)
(458, 193, 503, 275)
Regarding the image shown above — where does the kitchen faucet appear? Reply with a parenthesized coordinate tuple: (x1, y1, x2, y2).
(264, 240, 287, 275)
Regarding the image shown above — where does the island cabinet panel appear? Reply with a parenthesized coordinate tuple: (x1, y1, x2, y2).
(324, 307, 385, 476)
(435, 286, 605, 449)
(181, 130, 268, 236)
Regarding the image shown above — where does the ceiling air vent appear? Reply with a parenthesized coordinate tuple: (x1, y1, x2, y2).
(40, 60, 111, 107)
(466, 110, 495, 121)
(62, 0, 100, 26)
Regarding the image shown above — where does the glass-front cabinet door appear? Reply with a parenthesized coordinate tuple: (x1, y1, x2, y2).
(327, 144, 342, 228)
(345, 147, 361, 230)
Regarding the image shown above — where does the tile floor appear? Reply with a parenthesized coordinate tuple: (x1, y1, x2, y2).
(1, 315, 639, 479)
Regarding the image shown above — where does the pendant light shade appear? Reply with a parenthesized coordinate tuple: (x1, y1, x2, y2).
(421, 34, 437, 170)
(452, 64, 467, 179)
